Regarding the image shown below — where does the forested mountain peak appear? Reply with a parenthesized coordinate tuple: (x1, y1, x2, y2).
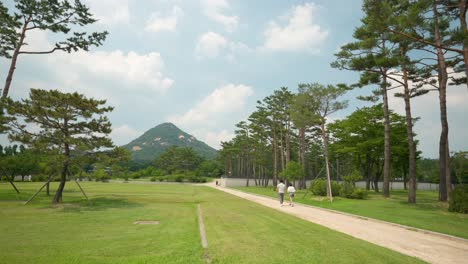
(122, 123, 217, 161)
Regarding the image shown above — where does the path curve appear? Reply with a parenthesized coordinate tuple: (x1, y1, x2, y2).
(206, 182, 468, 264)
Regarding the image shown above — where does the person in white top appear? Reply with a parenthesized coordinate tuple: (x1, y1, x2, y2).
(276, 180, 286, 206)
(287, 183, 296, 207)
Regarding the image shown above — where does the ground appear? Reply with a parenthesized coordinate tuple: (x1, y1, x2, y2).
(0, 182, 422, 264)
(236, 186, 468, 239)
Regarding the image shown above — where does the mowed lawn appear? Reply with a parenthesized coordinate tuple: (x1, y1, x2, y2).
(0, 182, 424, 264)
(236, 186, 468, 239)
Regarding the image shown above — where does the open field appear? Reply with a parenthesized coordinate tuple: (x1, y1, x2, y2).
(0, 182, 423, 264)
(236, 186, 468, 239)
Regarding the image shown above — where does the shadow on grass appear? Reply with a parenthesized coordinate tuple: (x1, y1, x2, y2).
(60, 197, 143, 213)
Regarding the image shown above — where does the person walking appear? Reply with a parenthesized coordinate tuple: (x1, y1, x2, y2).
(287, 183, 296, 207)
(277, 180, 286, 206)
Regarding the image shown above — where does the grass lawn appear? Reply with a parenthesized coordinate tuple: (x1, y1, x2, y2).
(0, 182, 424, 264)
(236, 186, 468, 239)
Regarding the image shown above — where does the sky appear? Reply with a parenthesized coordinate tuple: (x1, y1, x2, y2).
(0, 0, 467, 158)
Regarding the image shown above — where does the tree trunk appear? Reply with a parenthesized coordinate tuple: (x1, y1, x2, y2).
(2, 19, 29, 98)
(273, 126, 278, 186)
(285, 121, 291, 164)
(53, 162, 68, 204)
(53, 140, 70, 203)
(382, 74, 391, 198)
(446, 142, 452, 197)
(279, 128, 285, 171)
(321, 124, 333, 201)
(403, 168, 408, 190)
(401, 46, 417, 203)
(434, 1, 449, 202)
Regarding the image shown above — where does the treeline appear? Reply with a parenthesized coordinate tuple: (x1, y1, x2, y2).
(221, 0, 468, 204)
(127, 146, 223, 183)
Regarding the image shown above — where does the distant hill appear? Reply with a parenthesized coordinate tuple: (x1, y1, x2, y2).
(122, 123, 218, 161)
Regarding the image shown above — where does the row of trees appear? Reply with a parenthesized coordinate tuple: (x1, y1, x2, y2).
(219, 0, 468, 204)
(333, 0, 468, 203)
(219, 85, 418, 201)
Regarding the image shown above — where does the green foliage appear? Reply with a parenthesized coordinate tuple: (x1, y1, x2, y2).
(350, 189, 368, 199)
(451, 152, 468, 184)
(279, 161, 304, 181)
(448, 185, 468, 214)
(310, 179, 341, 196)
(124, 123, 218, 161)
(153, 146, 204, 174)
(0, 145, 40, 181)
(0, 2, 20, 59)
(3, 89, 114, 202)
(342, 170, 363, 185)
(340, 182, 355, 198)
(195, 160, 223, 177)
(1, 0, 107, 59)
(339, 182, 368, 199)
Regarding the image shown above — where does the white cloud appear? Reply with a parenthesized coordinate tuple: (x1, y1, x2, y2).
(57, 50, 174, 93)
(169, 83, 254, 126)
(9, 31, 174, 105)
(168, 83, 254, 148)
(110, 124, 141, 146)
(387, 70, 468, 158)
(195, 31, 250, 59)
(261, 3, 328, 53)
(201, 0, 239, 32)
(145, 6, 184, 33)
(84, 0, 130, 25)
(193, 129, 235, 149)
(195, 32, 228, 58)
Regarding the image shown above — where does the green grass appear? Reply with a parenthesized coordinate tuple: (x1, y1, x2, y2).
(0, 182, 424, 263)
(236, 186, 468, 239)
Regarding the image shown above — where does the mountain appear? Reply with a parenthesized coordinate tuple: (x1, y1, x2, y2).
(122, 123, 218, 161)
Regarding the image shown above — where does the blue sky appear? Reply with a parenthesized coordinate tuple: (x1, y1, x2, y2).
(1, 0, 467, 158)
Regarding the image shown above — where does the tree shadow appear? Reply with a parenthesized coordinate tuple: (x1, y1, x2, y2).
(60, 197, 143, 213)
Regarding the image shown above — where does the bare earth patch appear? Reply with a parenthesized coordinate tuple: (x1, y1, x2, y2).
(133, 220, 159, 225)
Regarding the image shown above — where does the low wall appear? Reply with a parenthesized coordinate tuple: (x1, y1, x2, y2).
(220, 178, 312, 188)
(221, 178, 444, 191)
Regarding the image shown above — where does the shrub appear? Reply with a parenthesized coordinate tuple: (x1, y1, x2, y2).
(150, 176, 156, 182)
(32, 174, 46, 182)
(310, 179, 341, 196)
(449, 185, 468, 214)
(175, 175, 184, 182)
(350, 189, 368, 199)
(340, 182, 355, 198)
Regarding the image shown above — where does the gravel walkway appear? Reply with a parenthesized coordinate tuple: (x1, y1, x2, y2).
(207, 182, 468, 264)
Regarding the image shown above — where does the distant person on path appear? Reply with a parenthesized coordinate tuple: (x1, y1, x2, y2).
(287, 183, 296, 207)
(277, 180, 286, 206)
(215, 180, 218, 186)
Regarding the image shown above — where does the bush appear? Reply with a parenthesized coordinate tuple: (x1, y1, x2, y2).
(175, 175, 184, 182)
(32, 174, 46, 182)
(449, 185, 468, 214)
(150, 176, 156, 182)
(310, 179, 341, 196)
(340, 182, 355, 198)
(350, 189, 368, 199)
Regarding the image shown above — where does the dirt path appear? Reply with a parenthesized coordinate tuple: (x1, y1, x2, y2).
(206, 182, 468, 264)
